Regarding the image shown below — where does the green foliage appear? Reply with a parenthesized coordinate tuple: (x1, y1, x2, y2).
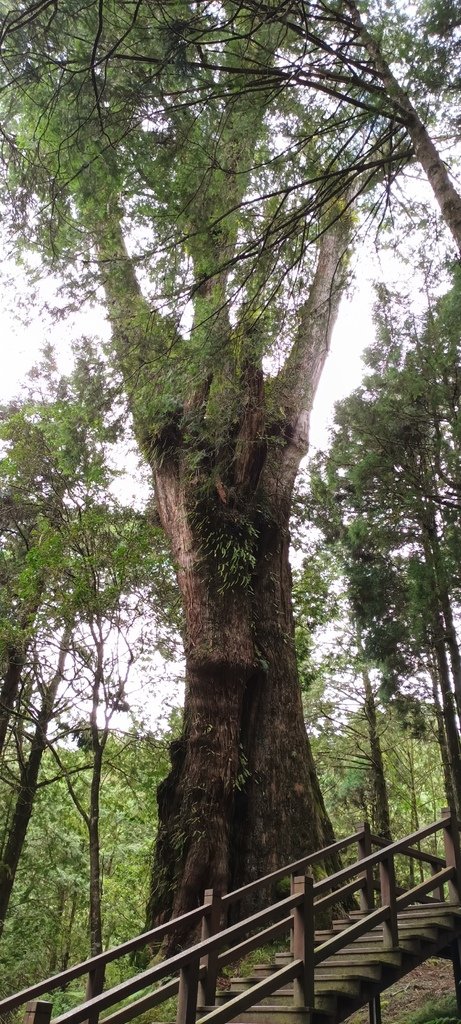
(201, 517, 258, 592)
(0, 729, 173, 997)
(403, 997, 460, 1024)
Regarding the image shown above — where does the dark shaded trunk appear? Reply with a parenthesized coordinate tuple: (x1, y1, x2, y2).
(432, 616, 461, 818)
(88, 740, 104, 957)
(439, 587, 461, 725)
(361, 667, 391, 841)
(0, 629, 69, 938)
(231, 505, 336, 901)
(0, 648, 24, 760)
(426, 517, 461, 723)
(431, 662, 458, 820)
(87, 632, 106, 958)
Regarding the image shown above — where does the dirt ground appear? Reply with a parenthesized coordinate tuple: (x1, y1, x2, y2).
(345, 957, 460, 1024)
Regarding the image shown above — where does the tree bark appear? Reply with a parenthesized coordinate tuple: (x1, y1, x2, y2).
(423, 515, 461, 724)
(88, 645, 105, 958)
(0, 648, 23, 760)
(431, 616, 461, 818)
(148, 488, 338, 944)
(430, 662, 459, 820)
(361, 666, 391, 841)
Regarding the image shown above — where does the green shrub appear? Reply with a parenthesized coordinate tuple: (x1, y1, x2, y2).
(402, 995, 461, 1024)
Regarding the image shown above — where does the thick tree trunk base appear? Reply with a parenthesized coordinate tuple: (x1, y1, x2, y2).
(147, 514, 337, 950)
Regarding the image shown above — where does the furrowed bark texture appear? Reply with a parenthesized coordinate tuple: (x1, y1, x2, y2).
(96, 200, 350, 948)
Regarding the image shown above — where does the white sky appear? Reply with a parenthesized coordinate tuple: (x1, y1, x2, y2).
(0, 257, 373, 443)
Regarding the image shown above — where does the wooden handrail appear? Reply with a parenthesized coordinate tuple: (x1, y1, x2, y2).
(197, 960, 303, 1024)
(0, 833, 362, 1016)
(50, 893, 303, 1024)
(313, 816, 450, 900)
(1, 812, 459, 1024)
(222, 831, 362, 906)
(370, 832, 445, 867)
(0, 904, 210, 1015)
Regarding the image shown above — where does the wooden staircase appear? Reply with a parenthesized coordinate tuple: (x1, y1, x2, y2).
(1, 811, 461, 1024)
(207, 903, 461, 1024)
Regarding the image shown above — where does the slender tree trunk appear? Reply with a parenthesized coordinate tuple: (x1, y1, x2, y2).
(87, 630, 106, 957)
(88, 740, 104, 957)
(0, 628, 70, 938)
(406, 742, 425, 884)
(438, 589, 461, 725)
(62, 888, 79, 973)
(361, 666, 391, 841)
(430, 662, 458, 819)
(431, 617, 461, 818)
(425, 517, 461, 723)
(0, 648, 24, 760)
(345, 0, 461, 252)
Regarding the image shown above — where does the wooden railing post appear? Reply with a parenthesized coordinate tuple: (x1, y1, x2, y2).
(198, 888, 222, 1008)
(442, 807, 461, 903)
(24, 1002, 52, 1024)
(84, 964, 105, 1024)
(292, 874, 314, 1009)
(379, 853, 398, 949)
(431, 861, 445, 902)
(357, 821, 374, 912)
(177, 958, 200, 1024)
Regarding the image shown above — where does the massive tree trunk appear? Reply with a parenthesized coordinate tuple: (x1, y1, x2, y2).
(148, 478, 337, 944)
(145, 235, 349, 941)
(93, 156, 351, 945)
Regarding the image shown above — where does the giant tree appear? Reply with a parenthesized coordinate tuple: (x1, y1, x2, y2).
(0, 3, 356, 937)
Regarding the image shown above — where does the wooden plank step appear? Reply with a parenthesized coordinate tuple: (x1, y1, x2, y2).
(314, 979, 361, 998)
(201, 1006, 312, 1024)
(325, 948, 402, 966)
(336, 939, 421, 956)
(315, 962, 382, 982)
(347, 927, 438, 944)
(207, 1009, 334, 1024)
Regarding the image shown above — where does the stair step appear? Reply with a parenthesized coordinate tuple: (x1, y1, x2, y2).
(347, 929, 436, 945)
(201, 1006, 311, 1024)
(326, 948, 402, 966)
(316, 962, 382, 982)
(314, 979, 361, 998)
(204, 897, 461, 1024)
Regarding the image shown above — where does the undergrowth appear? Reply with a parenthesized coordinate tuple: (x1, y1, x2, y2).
(401, 994, 461, 1024)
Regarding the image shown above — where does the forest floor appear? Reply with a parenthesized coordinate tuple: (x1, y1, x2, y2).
(345, 957, 459, 1023)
